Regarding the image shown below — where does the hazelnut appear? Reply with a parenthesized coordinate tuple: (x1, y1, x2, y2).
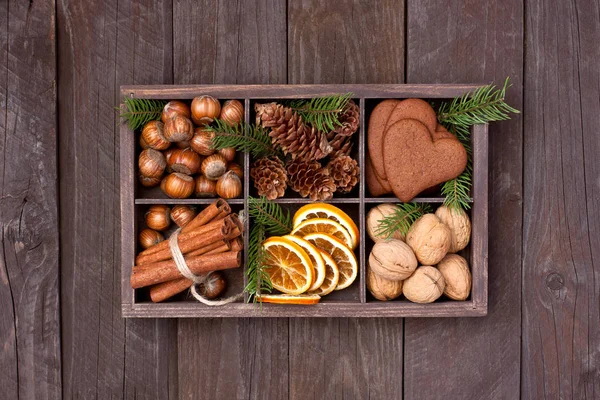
(367, 268, 403, 301)
(368, 239, 417, 281)
(406, 214, 451, 265)
(403, 266, 445, 304)
(366, 204, 405, 243)
(434, 205, 471, 253)
(437, 254, 471, 300)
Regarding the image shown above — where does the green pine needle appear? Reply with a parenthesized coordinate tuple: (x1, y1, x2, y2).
(244, 224, 273, 304)
(245, 197, 292, 303)
(375, 203, 433, 239)
(289, 92, 353, 132)
(437, 77, 519, 127)
(204, 118, 278, 159)
(118, 98, 167, 131)
(248, 196, 292, 235)
(437, 77, 519, 211)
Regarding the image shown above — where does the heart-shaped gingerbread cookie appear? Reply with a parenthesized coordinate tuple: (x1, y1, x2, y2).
(383, 119, 467, 202)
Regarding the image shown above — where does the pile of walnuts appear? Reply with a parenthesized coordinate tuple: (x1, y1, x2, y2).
(366, 204, 472, 303)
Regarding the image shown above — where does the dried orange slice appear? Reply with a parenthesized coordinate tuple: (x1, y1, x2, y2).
(303, 232, 358, 290)
(293, 204, 359, 249)
(284, 235, 326, 292)
(262, 236, 314, 295)
(257, 294, 321, 305)
(291, 218, 353, 250)
(308, 250, 340, 296)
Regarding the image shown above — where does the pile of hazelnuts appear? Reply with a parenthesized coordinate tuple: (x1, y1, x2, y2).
(137, 96, 244, 199)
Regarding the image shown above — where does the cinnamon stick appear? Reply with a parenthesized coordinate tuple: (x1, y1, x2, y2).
(182, 199, 230, 234)
(149, 241, 233, 302)
(136, 216, 234, 265)
(131, 251, 241, 288)
(186, 239, 230, 258)
(224, 213, 244, 240)
(230, 237, 243, 252)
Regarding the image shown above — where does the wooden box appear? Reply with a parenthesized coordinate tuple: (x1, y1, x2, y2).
(120, 84, 488, 318)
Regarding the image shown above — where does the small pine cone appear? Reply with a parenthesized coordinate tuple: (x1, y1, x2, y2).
(327, 155, 359, 193)
(255, 102, 332, 161)
(287, 160, 336, 201)
(250, 157, 288, 200)
(333, 100, 359, 137)
(326, 133, 353, 158)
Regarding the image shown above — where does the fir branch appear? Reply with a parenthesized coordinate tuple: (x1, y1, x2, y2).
(375, 203, 433, 239)
(289, 92, 353, 132)
(118, 98, 166, 131)
(437, 77, 519, 127)
(441, 168, 473, 211)
(204, 118, 278, 159)
(248, 196, 292, 235)
(244, 224, 273, 303)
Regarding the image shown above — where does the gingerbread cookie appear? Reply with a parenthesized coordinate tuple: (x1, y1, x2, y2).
(383, 119, 467, 202)
(433, 123, 455, 140)
(367, 99, 400, 181)
(366, 153, 392, 196)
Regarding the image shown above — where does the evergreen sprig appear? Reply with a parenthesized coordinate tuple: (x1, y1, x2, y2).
(437, 77, 519, 126)
(245, 196, 292, 303)
(204, 118, 278, 159)
(375, 203, 433, 239)
(289, 92, 353, 132)
(118, 98, 167, 130)
(437, 77, 519, 211)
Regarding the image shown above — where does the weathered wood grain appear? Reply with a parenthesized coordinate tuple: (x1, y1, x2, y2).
(404, 1, 524, 399)
(173, 1, 289, 399)
(0, 1, 61, 399)
(287, 1, 405, 398)
(522, 0, 600, 398)
(58, 0, 176, 398)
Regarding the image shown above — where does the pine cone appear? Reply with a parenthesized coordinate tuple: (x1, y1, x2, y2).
(255, 102, 332, 161)
(327, 155, 359, 193)
(250, 157, 288, 200)
(326, 132, 353, 159)
(287, 160, 336, 201)
(333, 100, 359, 137)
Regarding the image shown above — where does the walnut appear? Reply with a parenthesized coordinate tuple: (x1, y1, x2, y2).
(435, 205, 471, 252)
(367, 268, 403, 301)
(368, 239, 418, 281)
(406, 214, 451, 265)
(366, 204, 405, 243)
(402, 266, 445, 304)
(437, 254, 471, 300)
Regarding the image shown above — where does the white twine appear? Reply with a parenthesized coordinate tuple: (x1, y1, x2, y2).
(168, 228, 243, 306)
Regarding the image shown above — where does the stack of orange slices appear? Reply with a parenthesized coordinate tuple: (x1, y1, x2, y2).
(258, 204, 359, 305)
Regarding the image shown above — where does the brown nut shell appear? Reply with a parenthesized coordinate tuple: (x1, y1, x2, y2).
(201, 153, 228, 180)
(161, 100, 191, 123)
(198, 271, 227, 299)
(434, 205, 471, 253)
(170, 205, 197, 228)
(139, 228, 164, 249)
(145, 205, 171, 231)
(367, 268, 403, 301)
(164, 114, 194, 142)
(141, 120, 169, 150)
(402, 266, 445, 304)
(406, 214, 451, 265)
(366, 204, 405, 243)
(138, 173, 161, 188)
(220, 99, 244, 125)
(436, 254, 471, 300)
(167, 147, 202, 175)
(228, 163, 243, 178)
(160, 173, 195, 198)
(138, 149, 166, 178)
(215, 171, 242, 199)
(191, 95, 221, 125)
(218, 147, 236, 162)
(368, 239, 417, 281)
(190, 127, 216, 156)
(195, 174, 216, 197)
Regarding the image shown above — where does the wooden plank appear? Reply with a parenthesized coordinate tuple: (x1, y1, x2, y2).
(173, 1, 289, 399)
(123, 83, 483, 99)
(287, 1, 405, 398)
(57, 0, 176, 398)
(404, 1, 523, 399)
(522, 0, 600, 398)
(0, 1, 61, 399)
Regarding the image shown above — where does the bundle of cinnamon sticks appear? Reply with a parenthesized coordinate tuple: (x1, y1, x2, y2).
(131, 199, 243, 302)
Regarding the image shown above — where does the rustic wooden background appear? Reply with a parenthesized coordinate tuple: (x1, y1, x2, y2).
(1, 0, 598, 398)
